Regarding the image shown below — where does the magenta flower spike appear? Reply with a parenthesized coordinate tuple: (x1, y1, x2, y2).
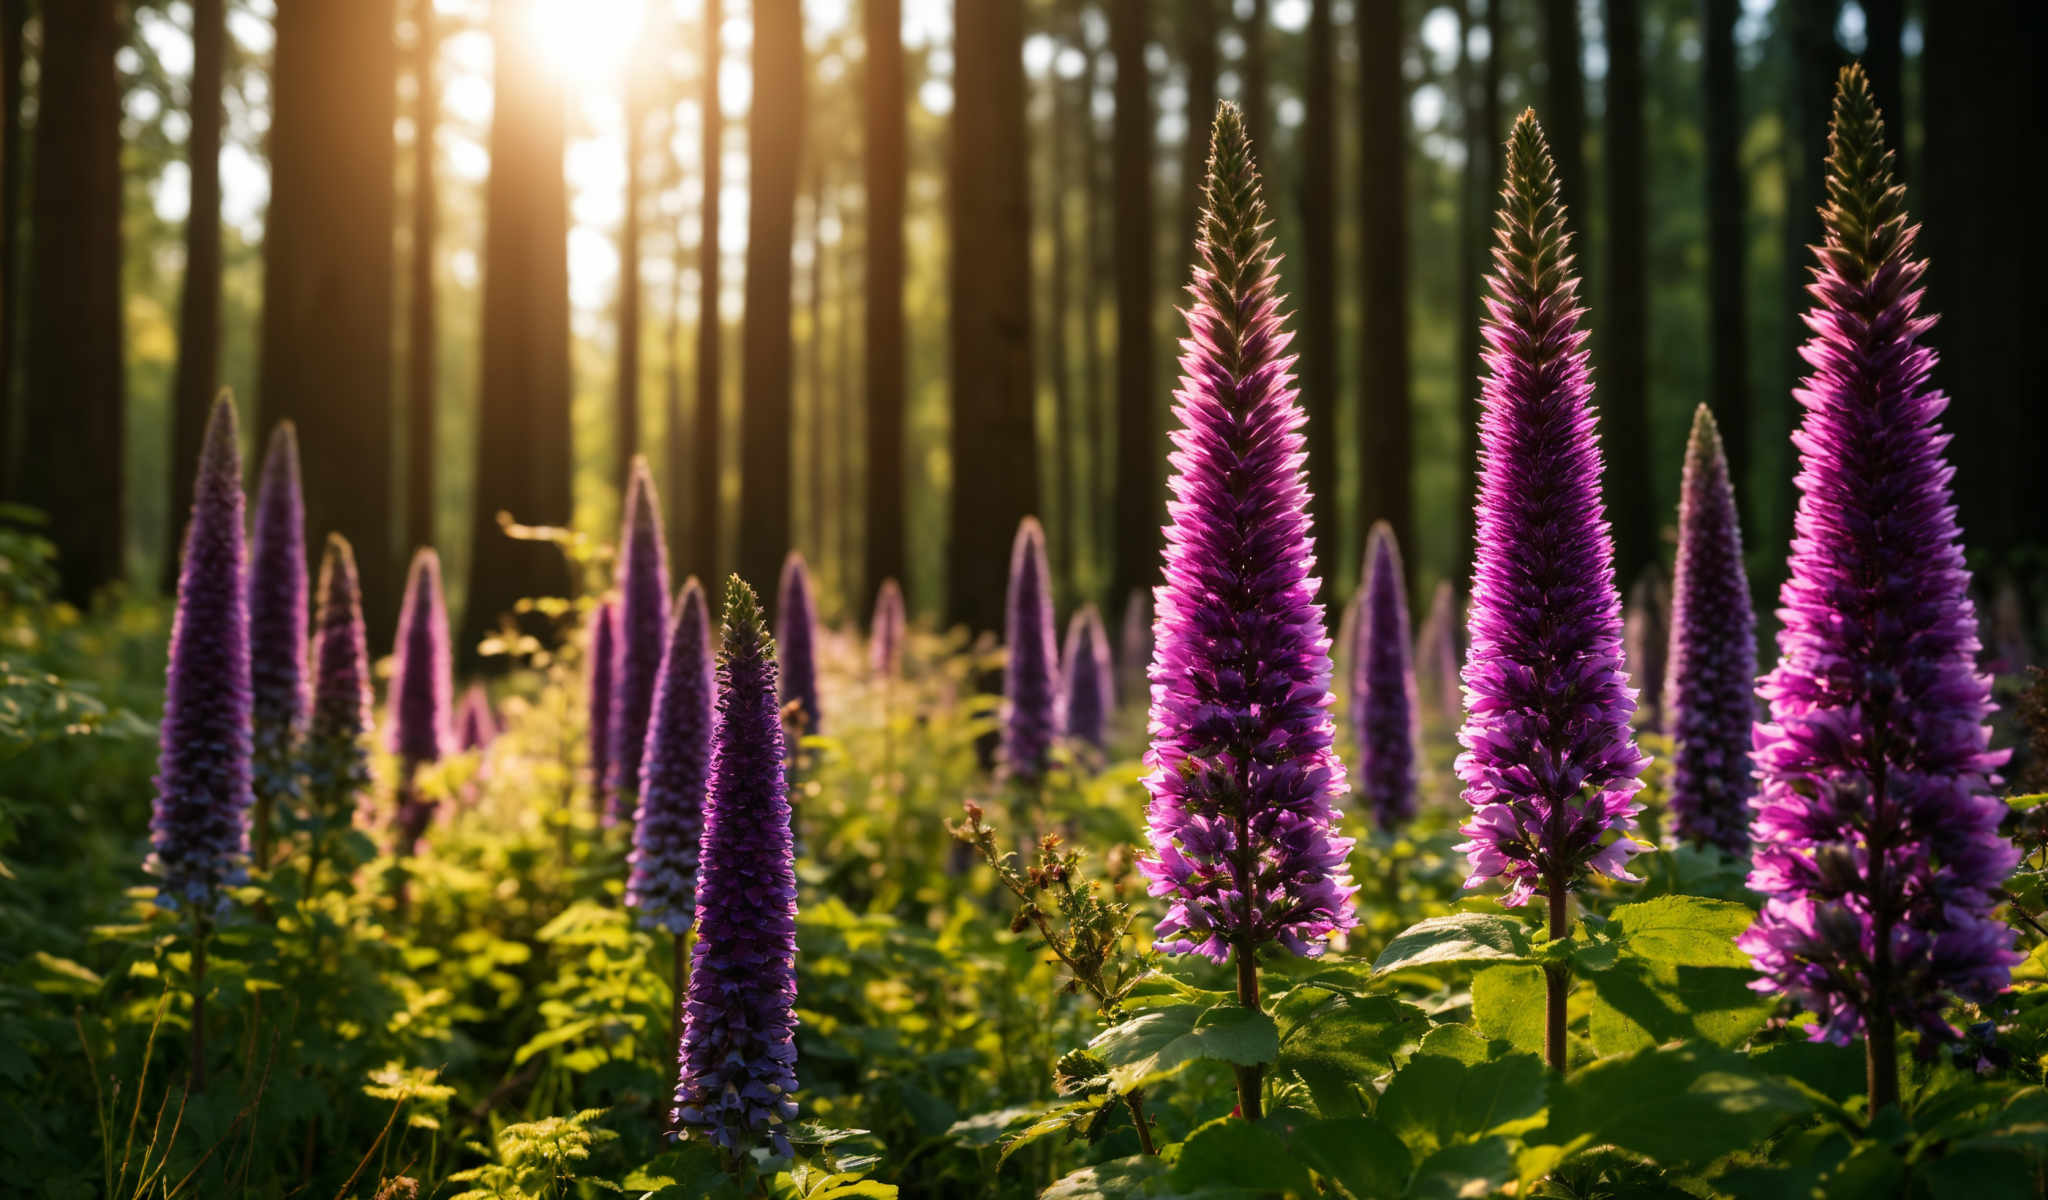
(388, 548, 452, 766)
(1059, 604, 1113, 752)
(1353, 522, 1418, 833)
(305, 534, 373, 834)
(455, 684, 498, 753)
(629, 578, 716, 934)
(673, 576, 799, 1158)
(1000, 517, 1059, 783)
(246, 421, 307, 866)
(776, 551, 821, 738)
(609, 459, 672, 819)
(1624, 565, 1672, 735)
(1664, 405, 1756, 855)
(150, 395, 253, 910)
(587, 599, 619, 817)
(1739, 68, 2019, 1107)
(1138, 102, 1356, 981)
(869, 577, 906, 678)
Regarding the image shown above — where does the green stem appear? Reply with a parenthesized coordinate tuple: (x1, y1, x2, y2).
(189, 909, 210, 1094)
(1232, 948, 1263, 1120)
(1545, 875, 1569, 1074)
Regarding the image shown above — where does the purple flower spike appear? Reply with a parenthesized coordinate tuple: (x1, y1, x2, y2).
(1624, 566, 1672, 735)
(1455, 111, 1649, 909)
(1739, 66, 2019, 1055)
(306, 534, 373, 825)
(247, 422, 308, 847)
(1416, 580, 1463, 728)
(1001, 517, 1059, 783)
(587, 599, 618, 816)
(1059, 604, 1113, 752)
(1665, 405, 1756, 855)
(776, 551, 821, 738)
(869, 577, 906, 679)
(455, 684, 498, 753)
(673, 576, 799, 1158)
(1138, 102, 1356, 964)
(1354, 522, 1418, 833)
(630, 578, 716, 934)
(609, 459, 671, 818)
(388, 548, 452, 766)
(150, 395, 253, 910)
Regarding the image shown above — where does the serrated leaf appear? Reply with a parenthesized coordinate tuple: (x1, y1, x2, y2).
(1168, 1117, 1315, 1198)
(1378, 1048, 1546, 1158)
(1041, 1155, 1168, 1200)
(1284, 1117, 1411, 1200)
(1090, 1003, 1279, 1093)
(1471, 964, 1546, 1056)
(1403, 1136, 1514, 1200)
(1541, 1043, 1808, 1172)
(1584, 896, 1772, 1054)
(1373, 913, 1534, 976)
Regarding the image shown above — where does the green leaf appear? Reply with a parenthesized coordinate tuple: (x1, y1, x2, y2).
(1583, 896, 1772, 1054)
(1373, 913, 1534, 977)
(1542, 1043, 1809, 1172)
(992, 1100, 1099, 1165)
(1274, 992, 1428, 1116)
(1920, 1147, 2038, 1200)
(1471, 965, 1546, 1056)
(1168, 1117, 1315, 1198)
(1403, 1137, 1514, 1200)
(1090, 1003, 1279, 1093)
(1377, 1048, 1546, 1158)
(1041, 1156, 1168, 1200)
(1282, 1117, 1410, 1200)
(1413, 1024, 1493, 1065)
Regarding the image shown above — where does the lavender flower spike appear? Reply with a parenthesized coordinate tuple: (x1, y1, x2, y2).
(776, 551, 821, 737)
(455, 684, 498, 752)
(629, 578, 716, 934)
(1455, 111, 1649, 912)
(1059, 604, 1113, 752)
(1001, 517, 1059, 783)
(305, 534, 372, 834)
(150, 394, 253, 910)
(1624, 565, 1672, 734)
(869, 577, 906, 679)
(1354, 522, 1418, 833)
(674, 576, 799, 1157)
(1664, 404, 1756, 855)
(609, 458, 671, 819)
(586, 599, 619, 817)
(389, 547, 452, 852)
(1739, 67, 2018, 1094)
(1139, 102, 1356, 968)
(247, 421, 307, 867)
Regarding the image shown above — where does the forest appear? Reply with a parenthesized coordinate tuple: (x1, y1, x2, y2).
(5, 0, 2048, 1197)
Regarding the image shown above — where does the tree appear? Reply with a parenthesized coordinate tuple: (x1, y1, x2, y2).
(1540, 0, 1588, 250)
(947, 0, 1037, 633)
(1600, 0, 1654, 583)
(1242, 0, 1269, 163)
(616, 11, 650, 492)
(691, 0, 725, 588)
(1775, 0, 1838, 557)
(165, 0, 226, 593)
(1358, 0, 1414, 565)
(21, 0, 124, 603)
(404, 0, 440, 554)
(0, 0, 20, 496)
(1300, 0, 1337, 595)
(1861, 0, 1904, 177)
(1108, 0, 1153, 624)
(1045, 33, 1078, 587)
(459, 0, 573, 666)
(1702, 0, 1749, 514)
(261, 0, 398, 636)
(1180, 0, 1218, 262)
(862, 0, 907, 603)
(738, 0, 803, 608)
(1453, 0, 1501, 583)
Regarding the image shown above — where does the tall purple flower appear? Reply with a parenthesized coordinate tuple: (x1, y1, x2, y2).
(1353, 522, 1418, 833)
(629, 578, 716, 934)
(1059, 604, 1112, 752)
(1001, 517, 1059, 783)
(455, 684, 498, 752)
(1664, 404, 1755, 854)
(1624, 565, 1672, 734)
(305, 534, 372, 833)
(869, 577, 906, 679)
(609, 459, 671, 817)
(1455, 111, 1649, 913)
(673, 576, 799, 1158)
(389, 547, 451, 853)
(150, 395, 253, 910)
(1138, 102, 1356, 974)
(246, 421, 307, 867)
(587, 599, 619, 818)
(1739, 68, 2018, 1098)
(1416, 580, 1464, 728)
(775, 551, 821, 738)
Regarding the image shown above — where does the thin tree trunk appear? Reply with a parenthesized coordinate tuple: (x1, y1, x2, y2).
(617, 29, 647, 490)
(1775, 0, 1837, 570)
(1047, 55, 1076, 590)
(947, 0, 1038, 634)
(405, 0, 440, 554)
(22, 0, 124, 603)
(1861, 0, 1904, 179)
(836, 210, 860, 587)
(1242, 0, 1269, 164)
(1701, 0, 1749, 516)
(862, 0, 906, 603)
(738, 0, 804, 606)
(1600, 0, 1653, 583)
(1453, 0, 1498, 585)
(1358, 0, 1414, 565)
(0, 0, 20, 498)
(1181, 0, 1218, 262)
(807, 162, 830, 567)
(1300, 0, 1338, 599)
(1108, 0, 1153, 629)
(664, 107, 687, 567)
(1541, 0, 1588, 270)
(1084, 32, 1112, 598)
(166, 0, 225, 593)
(692, 0, 725, 589)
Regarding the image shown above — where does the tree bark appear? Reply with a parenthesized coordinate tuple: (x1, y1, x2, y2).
(22, 0, 125, 603)
(1300, 0, 1338, 598)
(1047, 46, 1076, 590)
(738, 0, 804, 609)
(1453, 0, 1499, 585)
(1242, 0, 1269, 166)
(807, 161, 830, 569)
(1600, 0, 1654, 584)
(1180, 0, 1218, 267)
(0, 0, 20, 498)
(405, 0, 440, 555)
(1775, 0, 1838, 569)
(616, 25, 648, 491)
(165, 0, 225, 593)
(692, 0, 725, 590)
(1108, 0, 1154, 625)
(1541, 0, 1588, 271)
(1701, 0, 1749, 517)
(862, 0, 907, 603)
(1358, 0, 1414, 568)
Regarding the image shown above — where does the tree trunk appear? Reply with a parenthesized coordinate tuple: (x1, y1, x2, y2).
(1453, 0, 1498, 585)
(460, 0, 573, 668)
(1861, 0, 1904, 178)
(165, 0, 225, 593)
(738, 0, 803, 608)
(616, 28, 647, 491)
(692, 0, 725, 589)
(1701, 0, 1749, 517)
(405, 0, 439, 555)
(22, 0, 124, 603)
(1047, 47, 1076, 590)
(1541, 0, 1588, 265)
(947, 0, 1037, 634)
(665, 215, 687, 570)
(1108, 0, 1153, 623)
(1358, 0, 1414, 568)
(1242, 0, 1269, 165)
(836, 207, 860, 587)
(1181, 0, 1218, 261)
(1775, 0, 1838, 567)
(0, 0, 20, 498)
(807, 161, 830, 569)
(862, 0, 906, 603)
(1300, 0, 1338, 598)
(1084, 31, 1112, 598)
(1600, 0, 1654, 583)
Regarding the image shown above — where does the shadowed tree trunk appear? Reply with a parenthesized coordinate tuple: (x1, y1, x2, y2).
(807, 161, 830, 567)
(1084, 27, 1112, 593)
(1453, 0, 1499, 584)
(836, 206, 861, 586)
(1181, 0, 1218, 266)
(1600, 0, 1654, 582)
(947, 0, 1037, 634)
(1861, 0, 1904, 178)
(863, 0, 906, 603)
(616, 24, 648, 491)
(165, 0, 225, 593)
(1359, 0, 1414, 567)
(1242, 0, 1269, 164)
(666, 227, 686, 566)
(404, 0, 439, 555)
(1775, 0, 1837, 564)
(1108, 0, 1153, 626)
(459, 0, 573, 668)
(1300, 0, 1337, 598)
(0, 0, 20, 496)
(22, 0, 124, 603)
(738, 0, 804, 608)
(692, 0, 725, 589)
(1541, 0, 1588, 262)
(1047, 47, 1077, 589)
(1702, 0, 1749, 516)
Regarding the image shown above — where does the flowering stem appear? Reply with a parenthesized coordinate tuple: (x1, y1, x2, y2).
(671, 930, 689, 1083)
(1233, 947, 1264, 1120)
(189, 908, 210, 1094)
(1545, 875, 1568, 1073)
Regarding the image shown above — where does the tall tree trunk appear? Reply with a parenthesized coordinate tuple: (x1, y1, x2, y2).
(165, 0, 225, 593)
(1600, 0, 1654, 583)
(1300, 0, 1338, 598)
(22, 0, 124, 603)
(692, 0, 725, 590)
(1242, 0, 1269, 163)
(460, 0, 573, 667)
(404, 0, 439, 555)
(807, 162, 830, 568)
(1861, 0, 1904, 178)
(1084, 31, 1112, 595)
(947, 0, 1037, 633)
(616, 28, 647, 491)
(1776, 0, 1837, 565)
(0, 0, 21, 497)
(1541, 0, 1588, 262)
(1701, 0, 1749, 517)
(1180, 0, 1218, 265)
(862, 0, 906, 603)
(738, 0, 803, 607)
(1047, 48, 1076, 589)
(1108, 0, 1153, 625)
(665, 219, 687, 568)
(1453, 0, 1499, 584)
(1358, 0, 1414, 567)
(838, 218, 860, 585)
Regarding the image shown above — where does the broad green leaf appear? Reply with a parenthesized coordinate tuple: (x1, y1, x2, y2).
(1275, 992, 1429, 1115)
(1542, 1044, 1808, 1172)
(1403, 1136, 1514, 1200)
(944, 1103, 1044, 1148)
(1920, 1148, 2038, 1200)
(1377, 1048, 1546, 1157)
(1413, 1023, 1492, 1065)
(1168, 1117, 1316, 1198)
(1373, 913, 1534, 976)
(1283, 1117, 1410, 1200)
(1471, 965, 1546, 1056)
(992, 1099, 1098, 1165)
(1584, 896, 1772, 1054)
(1041, 1156, 1168, 1200)
(1090, 1003, 1279, 1093)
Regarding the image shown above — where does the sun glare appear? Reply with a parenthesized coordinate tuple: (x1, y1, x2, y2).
(524, 0, 648, 85)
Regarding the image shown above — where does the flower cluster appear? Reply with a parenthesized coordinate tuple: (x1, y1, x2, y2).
(1353, 522, 1418, 832)
(247, 422, 308, 843)
(776, 552, 821, 738)
(1059, 604, 1112, 751)
(305, 533, 373, 827)
(610, 460, 671, 817)
(629, 578, 716, 934)
(389, 547, 452, 852)
(1002, 518, 1059, 783)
